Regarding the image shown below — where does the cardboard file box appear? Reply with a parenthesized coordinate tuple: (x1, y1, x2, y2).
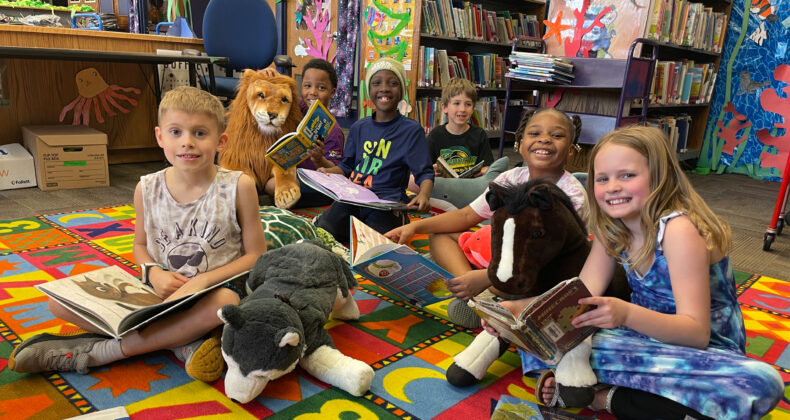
(22, 126, 109, 191)
(0, 143, 37, 190)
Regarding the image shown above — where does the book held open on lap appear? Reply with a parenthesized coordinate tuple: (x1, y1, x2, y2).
(436, 156, 485, 178)
(265, 100, 337, 171)
(297, 168, 412, 210)
(469, 277, 598, 365)
(350, 216, 453, 307)
(36, 265, 248, 339)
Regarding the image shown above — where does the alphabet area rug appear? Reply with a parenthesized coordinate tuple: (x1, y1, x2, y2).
(0, 206, 787, 419)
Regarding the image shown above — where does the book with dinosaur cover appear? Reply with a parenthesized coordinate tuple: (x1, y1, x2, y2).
(350, 216, 453, 308)
(265, 100, 337, 170)
(469, 277, 598, 365)
(297, 168, 412, 210)
(35, 265, 248, 339)
(435, 156, 485, 179)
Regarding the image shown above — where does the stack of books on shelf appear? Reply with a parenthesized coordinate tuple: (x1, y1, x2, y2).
(647, 113, 693, 153)
(417, 48, 507, 89)
(420, 0, 540, 44)
(415, 96, 503, 136)
(506, 51, 574, 84)
(649, 60, 717, 105)
(643, 0, 728, 53)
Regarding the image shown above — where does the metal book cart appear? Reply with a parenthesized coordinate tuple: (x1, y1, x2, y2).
(498, 38, 658, 157)
(763, 153, 790, 250)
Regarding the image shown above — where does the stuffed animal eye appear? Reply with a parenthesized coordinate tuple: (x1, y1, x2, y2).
(258, 92, 265, 99)
(281, 97, 289, 103)
(530, 230, 545, 239)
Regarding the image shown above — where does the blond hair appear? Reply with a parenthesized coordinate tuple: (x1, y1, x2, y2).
(586, 125, 731, 270)
(441, 77, 477, 104)
(158, 86, 226, 132)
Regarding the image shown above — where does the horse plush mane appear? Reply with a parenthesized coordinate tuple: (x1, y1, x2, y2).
(220, 70, 304, 208)
(486, 179, 591, 297)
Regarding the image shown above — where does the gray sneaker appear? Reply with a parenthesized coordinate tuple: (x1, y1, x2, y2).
(9, 332, 107, 374)
(447, 298, 482, 329)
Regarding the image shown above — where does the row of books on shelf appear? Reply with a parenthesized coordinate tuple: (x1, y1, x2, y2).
(415, 96, 503, 136)
(418, 47, 506, 89)
(643, 0, 728, 53)
(420, 0, 540, 44)
(650, 60, 717, 106)
(506, 51, 574, 85)
(647, 113, 692, 153)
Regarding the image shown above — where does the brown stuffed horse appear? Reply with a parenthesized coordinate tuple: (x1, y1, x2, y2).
(446, 179, 629, 408)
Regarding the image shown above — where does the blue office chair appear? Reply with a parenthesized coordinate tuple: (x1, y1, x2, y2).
(200, 0, 289, 98)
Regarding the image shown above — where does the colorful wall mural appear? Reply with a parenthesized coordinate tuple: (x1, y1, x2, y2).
(700, 0, 789, 181)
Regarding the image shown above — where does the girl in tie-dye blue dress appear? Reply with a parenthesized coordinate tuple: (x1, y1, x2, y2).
(515, 126, 784, 420)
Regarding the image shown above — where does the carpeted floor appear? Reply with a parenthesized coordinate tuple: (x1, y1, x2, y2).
(0, 206, 788, 419)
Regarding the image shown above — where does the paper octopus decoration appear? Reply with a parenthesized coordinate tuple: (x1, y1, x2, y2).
(60, 67, 141, 126)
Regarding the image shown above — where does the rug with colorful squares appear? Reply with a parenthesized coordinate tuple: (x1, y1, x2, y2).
(0, 205, 787, 419)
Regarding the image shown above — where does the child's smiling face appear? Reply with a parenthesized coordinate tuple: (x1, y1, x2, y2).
(442, 93, 474, 128)
(368, 69, 402, 118)
(301, 68, 335, 108)
(519, 111, 573, 179)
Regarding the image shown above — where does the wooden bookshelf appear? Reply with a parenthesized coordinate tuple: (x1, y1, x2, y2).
(411, 0, 546, 137)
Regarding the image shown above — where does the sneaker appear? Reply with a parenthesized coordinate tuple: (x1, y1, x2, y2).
(172, 328, 224, 382)
(9, 332, 107, 374)
(447, 298, 482, 329)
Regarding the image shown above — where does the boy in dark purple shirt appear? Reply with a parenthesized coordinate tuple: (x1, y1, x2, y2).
(263, 59, 345, 207)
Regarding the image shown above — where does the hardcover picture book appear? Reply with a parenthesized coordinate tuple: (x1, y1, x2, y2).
(491, 395, 544, 420)
(436, 156, 485, 179)
(350, 216, 453, 308)
(265, 100, 337, 170)
(469, 277, 598, 365)
(36, 265, 248, 339)
(297, 168, 412, 210)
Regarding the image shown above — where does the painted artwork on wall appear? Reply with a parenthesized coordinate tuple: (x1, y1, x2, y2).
(700, 0, 789, 181)
(294, 0, 336, 61)
(60, 68, 140, 126)
(543, 0, 651, 59)
(358, 0, 416, 118)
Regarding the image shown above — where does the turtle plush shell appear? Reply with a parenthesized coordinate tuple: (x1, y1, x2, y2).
(259, 206, 319, 250)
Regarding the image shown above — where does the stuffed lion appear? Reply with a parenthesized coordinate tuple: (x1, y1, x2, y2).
(220, 70, 304, 209)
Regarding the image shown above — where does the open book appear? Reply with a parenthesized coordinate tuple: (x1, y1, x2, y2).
(436, 156, 485, 179)
(36, 265, 248, 339)
(265, 100, 337, 171)
(469, 277, 598, 365)
(297, 168, 412, 210)
(350, 216, 453, 307)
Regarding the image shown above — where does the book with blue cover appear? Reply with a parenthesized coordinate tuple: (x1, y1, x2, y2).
(265, 100, 336, 170)
(350, 216, 453, 308)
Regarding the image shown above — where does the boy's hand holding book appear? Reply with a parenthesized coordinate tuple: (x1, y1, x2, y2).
(148, 267, 188, 299)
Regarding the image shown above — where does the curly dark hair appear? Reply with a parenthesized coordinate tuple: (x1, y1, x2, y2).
(302, 58, 338, 88)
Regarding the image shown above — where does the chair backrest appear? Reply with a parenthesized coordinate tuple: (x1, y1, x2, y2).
(202, 0, 277, 71)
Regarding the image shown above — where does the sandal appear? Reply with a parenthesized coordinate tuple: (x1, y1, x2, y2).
(534, 369, 595, 408)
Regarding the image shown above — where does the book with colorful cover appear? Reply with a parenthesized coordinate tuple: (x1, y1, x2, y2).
(436, 156, 485, 178)
(265, 100, 337, 171)
(35, 265, 248, 339)
(491, 395, 544, 420)
(468, 277, 598, 365)
(296, 168, 412, 210)
(350, 216, 453, 308)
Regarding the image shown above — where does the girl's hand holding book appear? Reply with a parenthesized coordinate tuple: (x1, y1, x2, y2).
(571, 296, 629, 329)
(446, 269, 489, 301)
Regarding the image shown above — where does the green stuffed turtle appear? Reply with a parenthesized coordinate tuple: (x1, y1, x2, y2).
(259, 206, 350, 262)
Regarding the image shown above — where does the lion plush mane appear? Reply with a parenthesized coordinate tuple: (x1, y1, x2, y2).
(220, 70, 303, 196)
